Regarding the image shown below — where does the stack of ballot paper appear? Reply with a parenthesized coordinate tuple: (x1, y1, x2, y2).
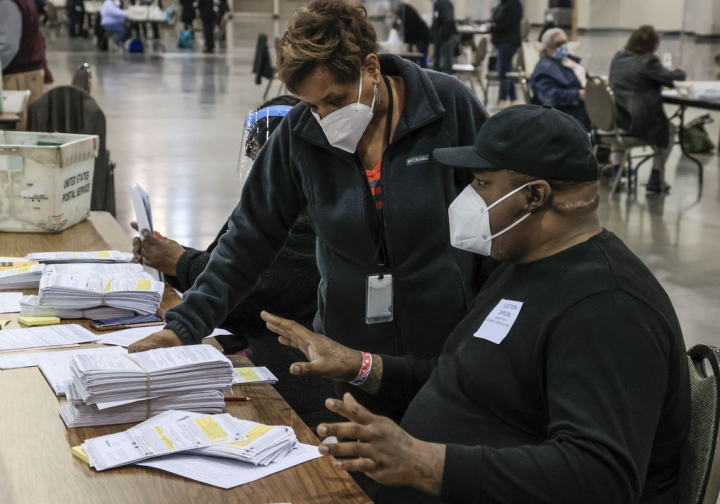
(0, 264, 44, 290)
(82, 410, 247, 471)
(0, 292, 23, 313)
(69, 345, 234, 405)
(61, 387, 226, 427)
(26, 251, 134, 263)
(45, 263, 144, 276)
(193, 419, 298, 466)
(36, 346, 129, 395)
(20, 295, 134, 319)
(0, 324, 100, 352)
(232, 367, 278, 385)
(37, 271, 164, 315)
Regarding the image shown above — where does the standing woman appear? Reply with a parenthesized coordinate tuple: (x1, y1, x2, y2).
(179, 0, 195, 31)
(488, 0, 522, 109)
(129, 0, 491, 419)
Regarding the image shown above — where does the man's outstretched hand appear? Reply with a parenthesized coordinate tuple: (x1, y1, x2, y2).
(261, 311, 363, 382)
(128, 329, 183, 353)
(316, 393, 446, 497)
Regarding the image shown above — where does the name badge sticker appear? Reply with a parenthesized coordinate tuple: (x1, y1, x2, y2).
(474, 299, 524, 344)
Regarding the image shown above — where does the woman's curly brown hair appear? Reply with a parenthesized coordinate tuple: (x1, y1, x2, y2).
(625, 25, 660, 54)
(277, 0, 379, 93)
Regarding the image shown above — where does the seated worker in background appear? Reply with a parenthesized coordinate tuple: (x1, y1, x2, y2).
(397, 2, 430, 68)
(132, 96, 337, 428)
(0, 0, 53, 129)
(609, 25, 686, 194)
(262, 105, 690, 504)
(100, 0, 130, 46)
(531, 28, 591, 131)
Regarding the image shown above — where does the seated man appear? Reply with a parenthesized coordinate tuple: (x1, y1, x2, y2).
(100, 0, 129, 46)
(132, 96, 337, 428)
(261, 105, 690, 504)
(531, 28, 591, 131)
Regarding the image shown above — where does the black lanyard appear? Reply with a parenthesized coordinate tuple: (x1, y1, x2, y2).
(373, 74, 394, 277)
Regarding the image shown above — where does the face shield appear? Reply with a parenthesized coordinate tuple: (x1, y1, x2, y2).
(238, 105, 294, 181)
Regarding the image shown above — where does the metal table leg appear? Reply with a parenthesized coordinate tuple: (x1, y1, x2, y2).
(677, 105, 704, 187)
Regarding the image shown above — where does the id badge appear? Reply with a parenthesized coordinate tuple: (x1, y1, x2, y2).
(366, 274, 393, 324)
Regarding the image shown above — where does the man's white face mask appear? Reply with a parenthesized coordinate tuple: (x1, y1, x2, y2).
(312, 73, 378, 154)
(448, 183, 532, 256)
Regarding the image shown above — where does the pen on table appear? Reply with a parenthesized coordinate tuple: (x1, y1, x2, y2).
(225, 396, 253, 402)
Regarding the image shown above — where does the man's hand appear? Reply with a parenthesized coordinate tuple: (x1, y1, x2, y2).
(128, 329, 183, 353)
(579, 89, 586, 100)
(130, 222, 185, 276)
(261, 311, 363, 381)
(317, 393, 446, 497)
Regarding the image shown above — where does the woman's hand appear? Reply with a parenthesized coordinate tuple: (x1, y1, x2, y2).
(130, 222, 185, 276)
(317, 393, 446, 497)
(128, 329, 183, 353)
(261, 311, 363, 381)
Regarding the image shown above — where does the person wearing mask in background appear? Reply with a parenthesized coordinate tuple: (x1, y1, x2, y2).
(261, 105, 689, 504)
(398, 2, 430, 68)
(100, 0, 129, 46)
(0, 0, 53, 130)
(129, 0, 492, 429)
(132, 95, 337, 428)
(609, 25, 686, 194)
(487, 0, 522, 109)
(197, 0, 214, 53)
(531, 28, 591, 131)
(429, 0, 458, 75)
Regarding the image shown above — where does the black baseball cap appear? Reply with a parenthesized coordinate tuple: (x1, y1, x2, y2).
(433, 104, 600, 181)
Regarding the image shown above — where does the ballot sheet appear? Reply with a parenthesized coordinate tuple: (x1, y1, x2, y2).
(136, 443, 323, 489)
(82, 411, 245, 471)
(38, 346, 128, 395)
(0, 292, 23, 313)
(232, 367, 278, 385)
(97, 327, 232, 348)
(26, 251, 133, 263)
(128, 183, 161, 282)
(0, 324, 100, 353)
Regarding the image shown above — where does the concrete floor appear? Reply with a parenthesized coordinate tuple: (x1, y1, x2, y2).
(42, 19, 720, 349)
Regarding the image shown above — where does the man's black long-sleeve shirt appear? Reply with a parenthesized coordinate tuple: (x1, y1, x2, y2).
(373, 230, 689, 504)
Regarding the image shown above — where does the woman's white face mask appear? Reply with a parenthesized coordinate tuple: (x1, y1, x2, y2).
(448, 183, 532, 256)
(312, 73, 378, 154)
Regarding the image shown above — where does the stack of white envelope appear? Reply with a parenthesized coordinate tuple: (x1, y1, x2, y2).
(37, 271, 164, 315)
(60, 385, 227, 427)
(0, 264, 44, 290)
(26, 251, 134, 263)
(191, 419, 298, 466)
(20, 295, 134, 319)
(68, 345, 234, 406)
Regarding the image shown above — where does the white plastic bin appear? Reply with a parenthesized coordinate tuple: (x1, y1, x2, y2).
(0, 131, 99, 233)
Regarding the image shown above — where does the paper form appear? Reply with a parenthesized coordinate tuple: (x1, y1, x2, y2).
(132, 345, 230, 372)
(97, 327, 232, 348)
(232, 367, 278, 384)
(0, 292, 23, 313)
(136, 443, 323, 489)
(26, 251, 133, 262)
(83, 412, 245, 471)
(128, 183, 161, 282)
(0, 325, 99, 353)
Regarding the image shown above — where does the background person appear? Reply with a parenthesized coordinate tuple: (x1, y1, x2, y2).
(429, 0, 457, 75)
(100, 0, 129, 46)
(133, 96, 337, 428)
(398, 2, 429, 68)
(197, 0, 214, 53)
(261, 105, 689, 504)
(129, 0, 492, 427)
(531, 27, 591, 131)
(0, 0, 53, 130)
(180, 0, 195, 31)
(608, 25, 686, 193)
(487, 0, 522, 109)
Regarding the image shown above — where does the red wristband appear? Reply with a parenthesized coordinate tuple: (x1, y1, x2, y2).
(349, 352, 372, 386)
